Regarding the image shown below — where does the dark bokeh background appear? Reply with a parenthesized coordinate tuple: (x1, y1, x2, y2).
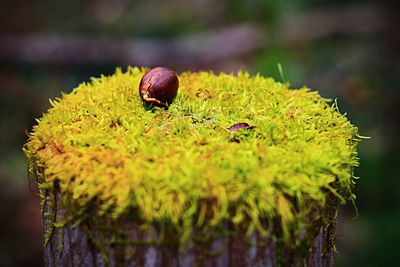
(0, 1, 398, 266)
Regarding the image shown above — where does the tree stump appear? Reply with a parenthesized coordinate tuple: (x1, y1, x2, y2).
(25, 67, 362, 267)
(41, 190, 336, 267)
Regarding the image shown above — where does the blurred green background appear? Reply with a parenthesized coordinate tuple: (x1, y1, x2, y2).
(0, 0, 398, 266)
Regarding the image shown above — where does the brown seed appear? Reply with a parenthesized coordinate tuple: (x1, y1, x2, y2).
(139, 67, 179, 108)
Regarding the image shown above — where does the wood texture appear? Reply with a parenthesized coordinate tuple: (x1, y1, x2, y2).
(42, 190, 336, 267)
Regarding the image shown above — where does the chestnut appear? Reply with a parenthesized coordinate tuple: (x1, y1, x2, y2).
(139, 67, 179, 108)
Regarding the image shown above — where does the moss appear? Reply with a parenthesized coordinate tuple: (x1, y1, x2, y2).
(24, 67, 362, 252)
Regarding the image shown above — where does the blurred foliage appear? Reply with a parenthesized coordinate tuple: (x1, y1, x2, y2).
(0, 0, 399, 266)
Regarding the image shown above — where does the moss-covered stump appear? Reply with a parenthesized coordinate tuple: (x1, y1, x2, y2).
(25, 67, 362, 267)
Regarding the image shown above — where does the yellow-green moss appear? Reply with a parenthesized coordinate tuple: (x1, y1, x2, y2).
(24, 67, 362, 245)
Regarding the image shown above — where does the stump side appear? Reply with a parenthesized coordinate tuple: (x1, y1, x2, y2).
(42, 191, 337, 267)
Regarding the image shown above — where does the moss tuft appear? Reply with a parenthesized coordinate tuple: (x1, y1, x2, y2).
(24, 67, 362, 247)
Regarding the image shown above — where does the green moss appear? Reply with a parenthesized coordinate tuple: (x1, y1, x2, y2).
(24, 67, 362, 248)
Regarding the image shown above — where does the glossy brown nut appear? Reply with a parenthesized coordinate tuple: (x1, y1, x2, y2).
(139, 67, 179, 107)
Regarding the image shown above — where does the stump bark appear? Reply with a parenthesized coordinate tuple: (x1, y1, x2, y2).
(41, 191, 336, 267)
